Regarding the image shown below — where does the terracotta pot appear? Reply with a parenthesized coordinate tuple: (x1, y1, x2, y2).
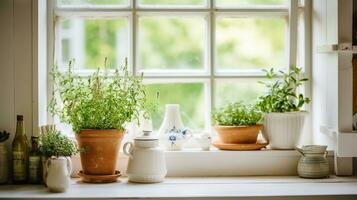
(75, 129, 124, 175)
(214, 125, 263, 144)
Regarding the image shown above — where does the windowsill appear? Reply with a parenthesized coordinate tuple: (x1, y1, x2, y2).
(1, 176, 357, 199)
(70, 149, 335, 177)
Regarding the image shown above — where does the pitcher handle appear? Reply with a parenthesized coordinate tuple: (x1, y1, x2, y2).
(295, 147, 305, 156)
(123, 142, 133, 159)
(182, 128, 193, 139)
(324, 151, 328, 157)
(66, 157, 73, 177)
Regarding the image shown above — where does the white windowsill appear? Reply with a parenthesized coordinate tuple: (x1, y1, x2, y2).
(70, 149, 335, 177)
(1, 176, 357, 199)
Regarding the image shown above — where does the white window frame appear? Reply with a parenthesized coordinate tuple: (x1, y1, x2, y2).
(46, 0, 309, 135)
(38, 0, 319, 177)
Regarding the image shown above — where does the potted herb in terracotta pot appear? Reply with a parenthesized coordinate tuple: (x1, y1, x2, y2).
(39, 129, 78, 192)
(212, 102, 263, 144)
(257, 67, 310, 149)
(49, 59, 150, 182)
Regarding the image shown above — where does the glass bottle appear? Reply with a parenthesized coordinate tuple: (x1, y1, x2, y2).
(12, 115, 29, 184)
(28, 136, 41, 184)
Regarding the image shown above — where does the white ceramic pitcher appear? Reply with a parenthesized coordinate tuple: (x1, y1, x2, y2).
(46, 157, 72, 193)
(124, 131, 167, 183)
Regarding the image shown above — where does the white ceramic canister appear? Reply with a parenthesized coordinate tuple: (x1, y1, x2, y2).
(46, 157, 72, 192)
(124, 131, 167, 183)
(296, 145, 329, 178)
(0, 142, 8, 184)
(263, 111, 307, 149)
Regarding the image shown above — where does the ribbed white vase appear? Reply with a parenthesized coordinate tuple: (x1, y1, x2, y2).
(262, 111, 307, 149)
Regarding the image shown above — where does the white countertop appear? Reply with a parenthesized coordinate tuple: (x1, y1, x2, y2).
(1, 176, 357, 199)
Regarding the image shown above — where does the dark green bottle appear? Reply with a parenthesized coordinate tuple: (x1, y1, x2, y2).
(28, 136, 41, 184)
(12, 115, 29, 184)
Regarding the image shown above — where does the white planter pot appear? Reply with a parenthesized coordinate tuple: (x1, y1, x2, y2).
(262, 112, 307, 149)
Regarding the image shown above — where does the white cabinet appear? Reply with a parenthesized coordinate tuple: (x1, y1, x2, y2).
(312, 0, 355, 175)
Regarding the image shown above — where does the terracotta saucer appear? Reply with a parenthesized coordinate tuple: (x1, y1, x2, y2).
(213, 141, 268, 151)
(78, 170, 121, 183)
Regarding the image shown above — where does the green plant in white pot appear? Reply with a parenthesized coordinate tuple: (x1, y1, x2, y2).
(257, 67, 310, 149)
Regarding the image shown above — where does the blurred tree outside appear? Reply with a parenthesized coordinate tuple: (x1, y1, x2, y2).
(145, 83, 205, 130)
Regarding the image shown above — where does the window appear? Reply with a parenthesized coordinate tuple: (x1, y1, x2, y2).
(51, 0, 305, 133)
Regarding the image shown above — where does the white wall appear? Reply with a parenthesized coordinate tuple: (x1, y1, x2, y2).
(0, 0, 38, 147)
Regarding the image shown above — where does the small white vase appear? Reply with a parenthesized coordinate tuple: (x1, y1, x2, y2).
(262, 111, 307, 149)
(158, 104, 191, 151)
(46, 157, 72, 193)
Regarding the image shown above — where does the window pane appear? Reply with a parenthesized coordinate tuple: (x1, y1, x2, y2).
(138, 0, 205, 7)
(145, 82, 206, 130)
(214, 79, 265, 108)
(58, 18, 129, 69)
(215, 0, 288, 7)
(58, 0, 129, 6)
(138, 16, 205, 71)
(216, 17, 286, 71)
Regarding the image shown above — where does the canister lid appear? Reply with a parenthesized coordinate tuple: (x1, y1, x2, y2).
(134, 130, 158, 141)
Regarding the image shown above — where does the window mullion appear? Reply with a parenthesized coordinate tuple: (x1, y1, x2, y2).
(131, 0, 137, 75)
(208, 0, 214, 130)
(288, 0, 298, 68)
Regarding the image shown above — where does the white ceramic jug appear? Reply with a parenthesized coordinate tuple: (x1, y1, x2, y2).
(46, 157, 72, 193)
(124, 131, 167, 183)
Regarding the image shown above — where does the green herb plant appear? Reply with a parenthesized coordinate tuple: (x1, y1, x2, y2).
(49, 58, 153, 133)
(257, 67, 310, 113)
(39, 129, 78, 157)
(212, 102, 262, 126)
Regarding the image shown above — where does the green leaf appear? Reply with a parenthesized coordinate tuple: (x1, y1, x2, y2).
(257, 67, 310, 113)
(48, 59, 155, 133)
